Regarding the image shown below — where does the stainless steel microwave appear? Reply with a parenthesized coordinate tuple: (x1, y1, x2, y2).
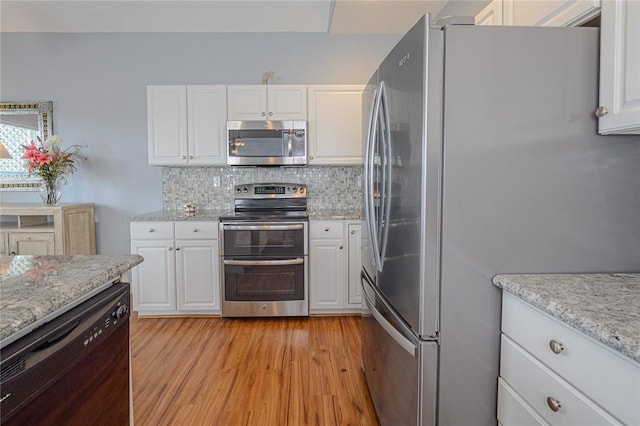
(227, 120, 307, 166)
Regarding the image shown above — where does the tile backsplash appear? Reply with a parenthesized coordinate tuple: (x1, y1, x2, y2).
(162, 166, 363, 212)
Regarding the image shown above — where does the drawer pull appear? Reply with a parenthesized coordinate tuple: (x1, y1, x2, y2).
(149, 228, 155, 233)
(549, 339, 565, 354)
(193, 228, 199, 232)
(547, 396, 562, 412)
(325, 227, 330, 232)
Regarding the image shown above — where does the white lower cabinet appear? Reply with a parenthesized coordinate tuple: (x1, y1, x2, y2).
(130, 221, 220, 315)
(309, 220, 361, 314)
(499, 293, 640, 426)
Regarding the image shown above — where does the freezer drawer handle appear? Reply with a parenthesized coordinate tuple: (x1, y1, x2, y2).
(361, 275, 417, 357)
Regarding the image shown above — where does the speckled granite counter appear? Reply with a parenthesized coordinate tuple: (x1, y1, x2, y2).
(308, 209, 363, 220)
(0, 254, 143, 347)
(131, 209, 363, 221)
(130, 209, 228, 221)
(493, 273, 640, 364)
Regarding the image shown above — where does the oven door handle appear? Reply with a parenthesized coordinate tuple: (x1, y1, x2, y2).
(222, 224, 305, 231)
(223, 258, 305, 266)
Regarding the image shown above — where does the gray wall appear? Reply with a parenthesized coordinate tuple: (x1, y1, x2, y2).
(0, 32, 399, 254)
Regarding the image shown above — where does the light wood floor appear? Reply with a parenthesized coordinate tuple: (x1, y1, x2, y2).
(130, 315, 380, 426)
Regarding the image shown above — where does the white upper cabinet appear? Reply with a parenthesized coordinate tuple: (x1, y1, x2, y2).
(227, 85, 307, 120)
(307, 85, 364, 165)
(598, 0, 640, 135)
(186, 86, 228, 164)
(502, 0, 601, 26)
(147, 85, 227, 165)
(475, 0, 503, 25)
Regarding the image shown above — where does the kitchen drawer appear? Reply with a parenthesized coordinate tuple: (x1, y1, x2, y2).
(310, 221, 343, 239)
(502, 294, 640, 425)
(130, 221, 175, 240)
(175, 221, 218, 240)
(497, 377, 549, 426)
(501, 335, 621, 425)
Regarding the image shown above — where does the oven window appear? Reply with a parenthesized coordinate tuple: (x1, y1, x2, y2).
(224, 262, 304, 301)
(223, 228, 305, 257)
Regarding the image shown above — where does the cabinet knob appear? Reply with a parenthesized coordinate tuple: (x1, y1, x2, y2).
(595, 106, 609, 118)
(325, 227, 330, 232)
(268, 112, 273, 116)
(189, 155, 194, 159)
(168, 247, 173, 251)
(339, 245, 344, 250)
(182, 155, 187, 159)
(176, 247, 181, 251)
(9, 251, 16, 256)
(549, 339, 565, 354)
(351, 230, 356, 234)
(149, 228, 155, 233)
(546, 396, 561, 412)
(261, 112, 266, 116)
(193, 228, 199, 232)
(309, 156, 314, 160)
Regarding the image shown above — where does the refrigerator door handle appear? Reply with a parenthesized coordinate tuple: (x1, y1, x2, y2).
(361, 272, 417, 356)
(366, 84, 384, 272)
(378, 81, 392, 268)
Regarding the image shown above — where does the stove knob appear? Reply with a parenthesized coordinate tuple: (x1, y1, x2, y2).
(292, 186, 297, 192)
(113, 305, 129, 320)
(243, 187, 248, 193)
(299, 187, 305, 194)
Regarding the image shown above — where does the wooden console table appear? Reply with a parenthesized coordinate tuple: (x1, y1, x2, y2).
(0, 203, 96, 255)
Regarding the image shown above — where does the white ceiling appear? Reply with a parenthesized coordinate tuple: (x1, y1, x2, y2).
(0, 0, 490, 34)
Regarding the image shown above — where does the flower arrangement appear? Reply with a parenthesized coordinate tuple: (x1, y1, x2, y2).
(22, 135, 84, 204)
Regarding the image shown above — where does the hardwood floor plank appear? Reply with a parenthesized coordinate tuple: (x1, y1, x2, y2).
(131, 316, 379, 426)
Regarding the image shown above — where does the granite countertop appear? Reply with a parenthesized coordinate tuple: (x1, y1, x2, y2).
(309, 209, 363, 220)
(131, 209, 363, 221)
(130, 209, 228, 221)
(493, 273, 640, 364)
(0, 254, 143, 347)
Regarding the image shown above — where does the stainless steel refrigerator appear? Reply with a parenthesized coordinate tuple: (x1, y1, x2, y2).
(360, 15, 640, 426)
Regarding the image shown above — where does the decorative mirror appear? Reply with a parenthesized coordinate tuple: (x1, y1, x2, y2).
(0, 101, 53, 190)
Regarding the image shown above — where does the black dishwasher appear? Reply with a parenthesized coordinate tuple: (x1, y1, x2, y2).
(0, 282, 131, 425)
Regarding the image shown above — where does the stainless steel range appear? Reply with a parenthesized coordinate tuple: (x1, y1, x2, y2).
(219, 183, 309, 317)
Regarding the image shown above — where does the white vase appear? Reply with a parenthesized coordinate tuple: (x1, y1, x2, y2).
(40, 178, 62, 205)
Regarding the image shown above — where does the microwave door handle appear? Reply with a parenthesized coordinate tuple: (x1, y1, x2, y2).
(286, 130, 293, 157)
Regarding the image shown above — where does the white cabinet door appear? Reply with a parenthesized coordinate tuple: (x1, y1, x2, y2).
(309, 238, 345, 311)
(227, 85, 268, 120)
(347, 223, 362, 306)
(267, 85, 307, 120)
(175, 239, 220, 312)
(307, 85, 364, 165)
(227, 85, 307, 120)
(475, 0, 503, 25)
(598, 0, 640, 135)
(187, 85, 227, 164)
(503, 0, 600, 26)
(147, 85, 188, 165)
(148, 85, 227, 165)
(130, 240, 176, 312)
